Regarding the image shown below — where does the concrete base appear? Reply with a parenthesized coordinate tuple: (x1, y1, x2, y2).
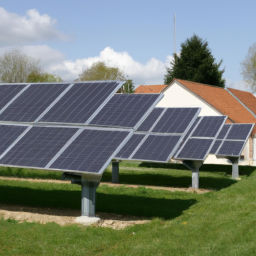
(75, 216, 100, 225)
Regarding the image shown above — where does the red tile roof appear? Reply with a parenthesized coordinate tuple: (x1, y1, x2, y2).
(172, 79, 256, 134)
(228, 88, 256, 116)
(135, 84, 167, 94)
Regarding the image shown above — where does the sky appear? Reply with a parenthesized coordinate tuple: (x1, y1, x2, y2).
(1, 0, 256, 91)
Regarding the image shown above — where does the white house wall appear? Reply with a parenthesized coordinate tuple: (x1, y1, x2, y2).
(156, 82, 221, 116)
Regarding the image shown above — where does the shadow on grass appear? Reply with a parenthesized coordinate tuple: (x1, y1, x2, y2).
(0, 185, 197, 220)
(102, 172, 237, 190)
(139, 162, 256, 177)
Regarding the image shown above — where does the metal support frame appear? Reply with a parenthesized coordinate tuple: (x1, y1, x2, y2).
(112, 161, 119, 183)
(182, 160, 204, 189)
(62, 172, 101, 217)
(227, 157, 239, 179)
(81, 180, 100, 217)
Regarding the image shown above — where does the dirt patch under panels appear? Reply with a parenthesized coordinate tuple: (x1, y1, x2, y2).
(0, 176, 213, 229)
(0, 176, 214, 194)
(0, 204, 149, 229)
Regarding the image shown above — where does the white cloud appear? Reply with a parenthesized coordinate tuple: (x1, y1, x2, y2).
(0, 44, 173, 83)
(0, 8, 69, 46)
(49, 47, 174, 83)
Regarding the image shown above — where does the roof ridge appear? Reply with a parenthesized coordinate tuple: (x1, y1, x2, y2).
(228, 87, 254, 95)
(176, 79, 225, 90)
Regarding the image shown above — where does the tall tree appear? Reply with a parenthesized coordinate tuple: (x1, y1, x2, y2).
(78, 61, 126, 81)
(0, 48, 41, 83)
(0, 48, 62, 83)
(241, 43, 256, 93)
(164, 34, 225, 87)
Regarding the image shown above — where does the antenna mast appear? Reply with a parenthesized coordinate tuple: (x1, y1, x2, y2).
(174, 14, 176, 55)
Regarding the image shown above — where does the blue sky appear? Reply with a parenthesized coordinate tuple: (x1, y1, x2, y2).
(1, 0, 256, 90)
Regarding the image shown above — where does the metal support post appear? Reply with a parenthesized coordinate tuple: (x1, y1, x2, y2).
(112, 161, 119, 183)
(228, 157, 239, 179)
(182, 160, 204, 189)
(81, 181, 100, 217)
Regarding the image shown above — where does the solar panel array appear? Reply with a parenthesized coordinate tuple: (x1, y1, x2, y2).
(174, 116, 227, 161)
(0, 81, 151, 175)
(212, 124, 254, 157)
(116, 107, 200, 162)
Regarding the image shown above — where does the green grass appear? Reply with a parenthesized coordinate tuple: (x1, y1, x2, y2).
(1, 163, 256, 255)
(1, 161, 253, 190)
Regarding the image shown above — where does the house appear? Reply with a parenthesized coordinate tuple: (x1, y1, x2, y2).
(136, 79, 256, 166)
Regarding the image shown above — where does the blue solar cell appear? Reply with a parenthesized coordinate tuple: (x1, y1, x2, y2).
(0, 83, 69, 122)
(152, 108, 199, 134)
(0, 125, 28, 155)
(226, 124, 253, 140)
(175, 138, 214, 160)
(0, 127, 78, 168)
(40, 82, 120, 124)
(116, 134, 146, 159)
(136, 108, 165, 132)
(0, 84, 27, 110)
(217, 125, 231, 139)
(89, 94, 161, 128)
(209, 140, 222, 154)
(191, 116, 226, 137)
(50, 129, 130, 173)
(132, 135, 181, 162)
(216, 141, 244, 157)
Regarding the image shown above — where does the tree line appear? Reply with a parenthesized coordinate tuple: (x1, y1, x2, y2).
(1, 37, 256, 92)
(0, 48, 134, 93)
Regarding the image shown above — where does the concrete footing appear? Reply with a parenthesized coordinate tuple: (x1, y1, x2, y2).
(75, 216, 100, 225)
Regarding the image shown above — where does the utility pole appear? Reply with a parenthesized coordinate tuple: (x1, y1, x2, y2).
(174, 14, 176, 55)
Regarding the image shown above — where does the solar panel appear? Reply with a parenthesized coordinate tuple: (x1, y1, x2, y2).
(39, 81, 122, 124)
(217, 125, 231, 139)
(136, 108, 165, 132)
(0, 84, 28, 112)
(226, 124, 254, 140)
(152, 108, 200, 134)
(0, 83, 70, 122)
(89, 94, 162, 128)
(209, 140, 222, 154)
(0, 126, 78, 168)
(116, 133, 146, 159)
(215, 123, 254, 157)
(216, 141, 245, 157)
(50, 128, 131, 173)
(0, 125, 28, 156)
(131, 135, 181, 162)
(175, 138, 214, 160)
(191, 116, 227, 137)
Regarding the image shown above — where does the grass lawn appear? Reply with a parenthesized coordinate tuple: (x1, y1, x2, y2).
(0, 162, 256, 255)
